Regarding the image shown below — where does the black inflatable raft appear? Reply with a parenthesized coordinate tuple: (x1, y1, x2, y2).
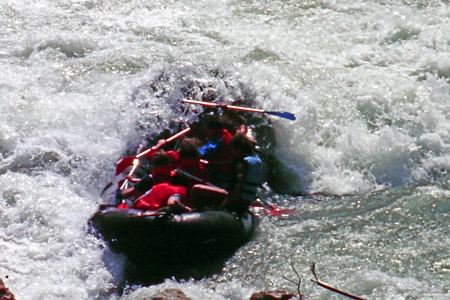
(89, 206, 257, 266)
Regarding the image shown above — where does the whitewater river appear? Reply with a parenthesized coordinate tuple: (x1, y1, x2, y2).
(1, 1, 449, 299)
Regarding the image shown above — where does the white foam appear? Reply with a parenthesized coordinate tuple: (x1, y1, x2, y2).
(1, 0, 449, 299)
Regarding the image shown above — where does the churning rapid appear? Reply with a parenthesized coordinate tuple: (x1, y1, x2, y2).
(1, 1, 449, 299)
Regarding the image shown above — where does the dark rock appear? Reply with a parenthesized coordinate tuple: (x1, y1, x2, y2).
(0, 279, 16, 300)
(150, 288, 191, 300)
(250, 290, 299, 300)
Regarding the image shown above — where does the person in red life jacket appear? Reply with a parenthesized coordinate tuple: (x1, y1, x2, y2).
(225, 133, 263, 212)
(167, 138, 208, 186)
(149, 153, 173, 184)
(198, 117, 234, 189)
(133, 173, 191, 212)
(119, 153, 173, 201)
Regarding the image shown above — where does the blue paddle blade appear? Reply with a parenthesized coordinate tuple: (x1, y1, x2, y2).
(266, 111, 296, 121)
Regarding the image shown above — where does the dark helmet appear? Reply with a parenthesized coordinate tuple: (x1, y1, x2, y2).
(179, 138, 200, 159)
(151, 153, 171, 166)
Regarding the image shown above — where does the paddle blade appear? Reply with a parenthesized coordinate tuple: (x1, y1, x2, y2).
(266, 111, 296, 121)
(115, 156, 135, 175)
(251, 200, 297, 217)
(266, 207, 297, 217)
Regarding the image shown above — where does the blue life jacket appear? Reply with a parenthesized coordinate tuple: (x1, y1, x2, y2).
(240, 154, 263, 203)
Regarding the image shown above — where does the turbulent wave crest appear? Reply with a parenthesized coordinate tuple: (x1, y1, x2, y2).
(129, 63, 259, 137)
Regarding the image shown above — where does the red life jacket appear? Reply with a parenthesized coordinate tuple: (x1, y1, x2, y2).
(163, 150, 179, 170)
(166, 150, 208, 185)
(134, 183, 187, 211)
(179, 158, 206, 177)
(151, 165, 172, 183)
(179, 157, 208, 189)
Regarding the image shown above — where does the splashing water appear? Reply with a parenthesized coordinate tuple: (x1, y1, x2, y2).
(1, 1, 449, 299)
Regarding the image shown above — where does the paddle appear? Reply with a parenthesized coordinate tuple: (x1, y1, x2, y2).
(115, 127, 191, 176)
(182, 99, 296, 121)
(254, 197, 297, 217)
(174, 169, 225, 190)
(119, 158, 139, 190)
(175, 169, 295, 217)
(136, 127, 191, 159)
(117, 127, 192, 190)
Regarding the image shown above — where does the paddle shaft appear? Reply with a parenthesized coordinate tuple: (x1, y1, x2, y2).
(181, 99, 295, 120)
(175, 169, 223, 189)
(177, 170, 296, 217)
(136, 127, 191, 158)
(119, 159, 139, 190)
(183, 99, 264, 113)
(120, 127, 191, 191)
(182, 99, 265, 113)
